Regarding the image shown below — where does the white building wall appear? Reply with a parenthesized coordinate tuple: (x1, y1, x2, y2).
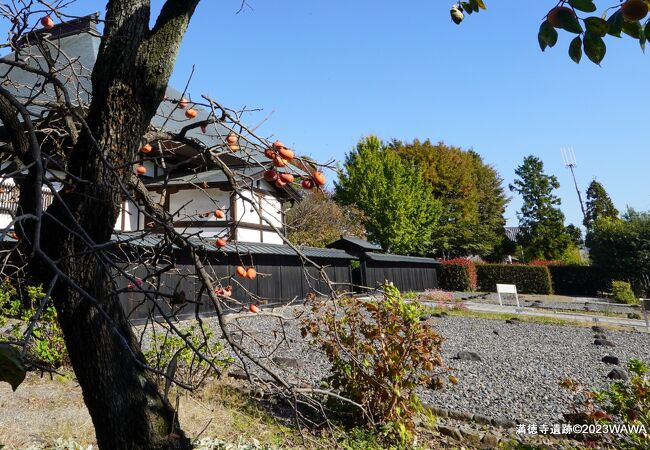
(235, 190, 260, 224)
(169, 188, 230, 221)
(115, 200, 142, 232)
(0, 213, 13, 230)
(260, 195, 283, 228)
(179, 227, 230, 239)
(0, 178, 286, 244)
(237, 227, 261, 243)
(262, 231, 284, 245)
(154, 187, 284, 243)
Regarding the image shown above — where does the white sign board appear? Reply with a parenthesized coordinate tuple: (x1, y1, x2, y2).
(496, 284, 520, 307)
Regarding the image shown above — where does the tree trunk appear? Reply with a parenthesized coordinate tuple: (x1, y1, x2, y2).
(28, 1, 199, 448)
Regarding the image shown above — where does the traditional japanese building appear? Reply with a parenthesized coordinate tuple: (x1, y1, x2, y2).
(0, 14, 297, 244)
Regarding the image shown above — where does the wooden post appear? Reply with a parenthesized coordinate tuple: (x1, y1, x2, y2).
(642, 299, 650, 332)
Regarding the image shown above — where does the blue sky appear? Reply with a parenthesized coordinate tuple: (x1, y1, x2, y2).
(9, 1, 650, 228)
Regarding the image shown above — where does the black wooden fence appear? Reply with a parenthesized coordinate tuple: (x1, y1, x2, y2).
(115, 243, 355, 322)
(328, 238, 440, 294)
(361, 255, 439, 292)
(1, 233, 439, 322)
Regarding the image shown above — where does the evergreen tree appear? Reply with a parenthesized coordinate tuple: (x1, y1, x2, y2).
(389, 139, 508, 258)
(509, 156, 572, 261)
(584, 180, 619, 230)
(566, 224, 583, 246)
(335, 136, 442, 255)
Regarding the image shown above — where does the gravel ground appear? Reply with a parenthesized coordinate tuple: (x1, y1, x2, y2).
(423, 316, 650, 424)
(189, 305, 650, 425)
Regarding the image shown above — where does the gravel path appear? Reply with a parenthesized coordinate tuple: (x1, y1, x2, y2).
(196, 305, 650, 425)
(454, 292, 641, 316)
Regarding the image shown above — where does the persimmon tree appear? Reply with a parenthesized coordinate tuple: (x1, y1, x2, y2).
(0, 1, 647, 449)
(0, 1, 339, 449)
(452, 0, 650, 64)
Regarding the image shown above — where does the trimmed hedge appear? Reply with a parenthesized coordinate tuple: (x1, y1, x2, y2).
(476, 264, 553, 295)
(439, 259, 477, 292)
(547, 265, 610, 297)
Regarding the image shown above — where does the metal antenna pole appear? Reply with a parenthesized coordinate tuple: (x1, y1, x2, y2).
(561, 147, 586, 222)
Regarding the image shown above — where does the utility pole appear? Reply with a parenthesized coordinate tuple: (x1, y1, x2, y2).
(561, 147, 586, 222)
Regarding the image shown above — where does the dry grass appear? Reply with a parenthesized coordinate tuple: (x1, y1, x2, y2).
(175, 379, 299, 447)
(0, 372, 302, 449)
(0, 373, 95, 448)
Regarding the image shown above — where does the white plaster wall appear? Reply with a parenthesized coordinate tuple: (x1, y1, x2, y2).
(115, 200, 142, 231)
(112, 186, 285, 245)
(262, 230, 284, 245)
(176, 227, 230, 239)
(260, 195, 283, 228)
(237, 227, 261, 243)
(0, 213, 13, 230)
(235, 190, 260, 224)
(169, 188, 230, 221)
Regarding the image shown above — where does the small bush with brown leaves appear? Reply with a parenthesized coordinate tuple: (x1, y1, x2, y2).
(302, 284, 443, 446)
(564, 359, 649, 449)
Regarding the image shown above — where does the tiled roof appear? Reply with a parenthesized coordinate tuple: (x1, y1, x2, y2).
(111, 232, 357, 260)
(144, 167, 263, 187)
(327, 236, 382, 251)
(364, 252, 439, 265)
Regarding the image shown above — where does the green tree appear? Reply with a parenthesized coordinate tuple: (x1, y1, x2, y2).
(286, 190, 366, 248)
(335, 136, 442, 255)
(509, 156, 572, 261)
(566, 224, 583, 245)
(587, 209, 650, 295)
(390, 139, 508, 258)
(584, 179, 619, 230)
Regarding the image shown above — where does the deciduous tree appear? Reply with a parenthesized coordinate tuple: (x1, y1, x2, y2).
(390, 139, 508, 258)
(0, 2, 336, 448)
(335, 136, 442, 255)
(286, 190, 366, 248)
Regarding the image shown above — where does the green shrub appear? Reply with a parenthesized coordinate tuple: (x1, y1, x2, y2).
(565, 359, 649, 449)
(587, 212, 650, 296)
(144, 324, 233, 389)
(548, 265, 611, 296)
(0, 281, 67, 368)
(439, 258, 476, 292)
(302, 284, 443, 446)
(476, 264, 553, 294)
(611, 281, 638, 305)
